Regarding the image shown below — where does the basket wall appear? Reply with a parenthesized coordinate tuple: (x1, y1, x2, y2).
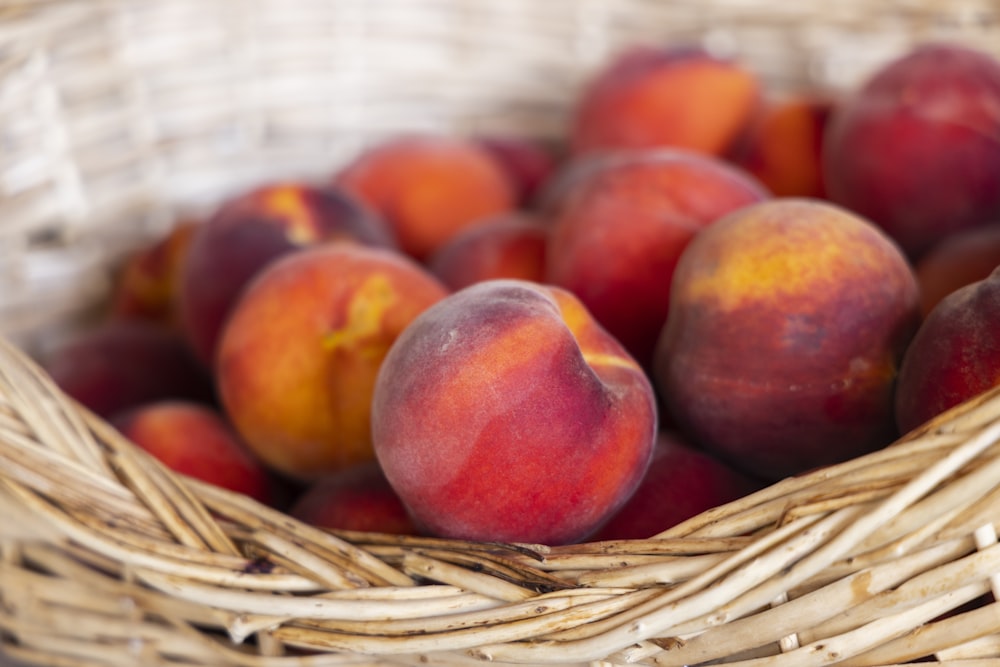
(3, 2, 1000, 667)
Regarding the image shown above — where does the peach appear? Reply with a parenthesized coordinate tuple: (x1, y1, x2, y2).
(216, 244, 448, 480)
(654, 199, 920, 480)
(371, 279, 657, 545)
(824, 43, 1000, 259)
(112, 401, 274, 504)
(591, 431, 762, 541)
(40, 319, 215, 419)
(895, 267, 1000, 434)
(110, 219, 198, 328)
(546, 150, 769, 368)
(177, 182, 395, 366)
(476, 135, 560, 207)
(570, 45, 760, 157)
(426, 213, 549, 291)
(334, 135, 517, 261)
(733, 95, 832, 198)
(289, 461, 418, 535)
(914, 225, 1000, 318)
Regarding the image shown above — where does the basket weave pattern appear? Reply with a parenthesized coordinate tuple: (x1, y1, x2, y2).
(3, 1, 1000, 665)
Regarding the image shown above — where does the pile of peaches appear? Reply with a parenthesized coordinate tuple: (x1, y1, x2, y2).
(40, 41, 1000, 546)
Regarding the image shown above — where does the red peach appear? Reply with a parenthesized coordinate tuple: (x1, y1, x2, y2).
(177, 182, 394, 366)
(824, 43, 1000, 259)
(112, 401, 273, 504)
(476, 135, 561, 207)
(426, 213, 549, 291)
(591, 431, 762, 541)
(546, 149, 769, 368)
(895, 267, 1000, 434)
(733, 95, 832, 198)
(655, 199, 920, 480)
(41, 319, 215, 419)
(372, 279, 657, 545)
(571, 45, 760, 157)
(914, 224, 1000, 318)
(334, 135, 517, 261)
(110, 219, 198, 329)
(216, 244, 448, 480)
(289, 461, 418, 535)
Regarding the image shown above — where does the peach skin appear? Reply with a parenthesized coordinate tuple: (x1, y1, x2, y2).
(546, 149, 769, 368)
(178, 182, 395, 366)
(571, 45, 759, 157)
(334, 135, 517, 261)
(216, 244, 448, 480)
(112, 401, 274, 505)
(654, 199, 920, 481)
(371, 279, 657, 545)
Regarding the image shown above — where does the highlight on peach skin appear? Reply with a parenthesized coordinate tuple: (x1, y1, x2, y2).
(216, 244, 448, 481)
(655, 198, 920, 481)
(371, 279, 657, 545)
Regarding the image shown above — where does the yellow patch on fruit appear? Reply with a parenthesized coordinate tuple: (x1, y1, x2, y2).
(683, 212, 882, 311)
(582, 351, 641, 371)
(265, 187, 317, 245)
(323, 274, 397, 358)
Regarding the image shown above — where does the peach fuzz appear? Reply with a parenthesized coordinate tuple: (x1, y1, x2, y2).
(426, 213, 549, 291)
(914, 224, 1000, 318)
(655, 199, 920, 481)
(545, 150, 769, 368)
(570, 45, 759, 157)
(895, 267, 1000, 435)
(371, 279, 657, 545)
(733, 95, 832, 198)
(177, 182, 395, 366)
(216, 244, 448, 480)
(334, 135, 517, 261)
(289, 461, 418, 536)
(112, 401, 274, 505)
(110, 219, 198, 329)
(824, 43, 1000, 259)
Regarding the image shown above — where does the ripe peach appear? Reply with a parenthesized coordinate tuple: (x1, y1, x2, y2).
(112, 401, 273, 504)
(177, 182, 394, 366)
(426, 213, 549, 291)
(591, 431, 762, 541)
(895, 267, 1000, 434)
(371, 279, 657, 545)
(824, 43, 1000, 259)
(914, 225, 1000, 318)
(546, 150, 769, 368)
(216, 244, 448, 480)
(334, 135, 517, 261)
(570, 45, 760, 157)
(110, 219, 198, 328)
(733, 95, 832, 198)
(476, 135, 560, 207)
(41, 319, 215, 419)
(654, 199, 920, 481)
(289, 461, 418, 535)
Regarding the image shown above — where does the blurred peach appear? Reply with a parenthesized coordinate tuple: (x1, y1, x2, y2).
(426, 213, 549, 291)
(334, 135, 517, 261)
(177, 182, 395, 366)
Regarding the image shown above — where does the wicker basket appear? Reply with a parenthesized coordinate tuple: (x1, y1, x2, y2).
(3, 1, 1000, 665)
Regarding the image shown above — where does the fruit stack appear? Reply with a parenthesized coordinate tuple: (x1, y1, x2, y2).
(1, 2, 1000, 666)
